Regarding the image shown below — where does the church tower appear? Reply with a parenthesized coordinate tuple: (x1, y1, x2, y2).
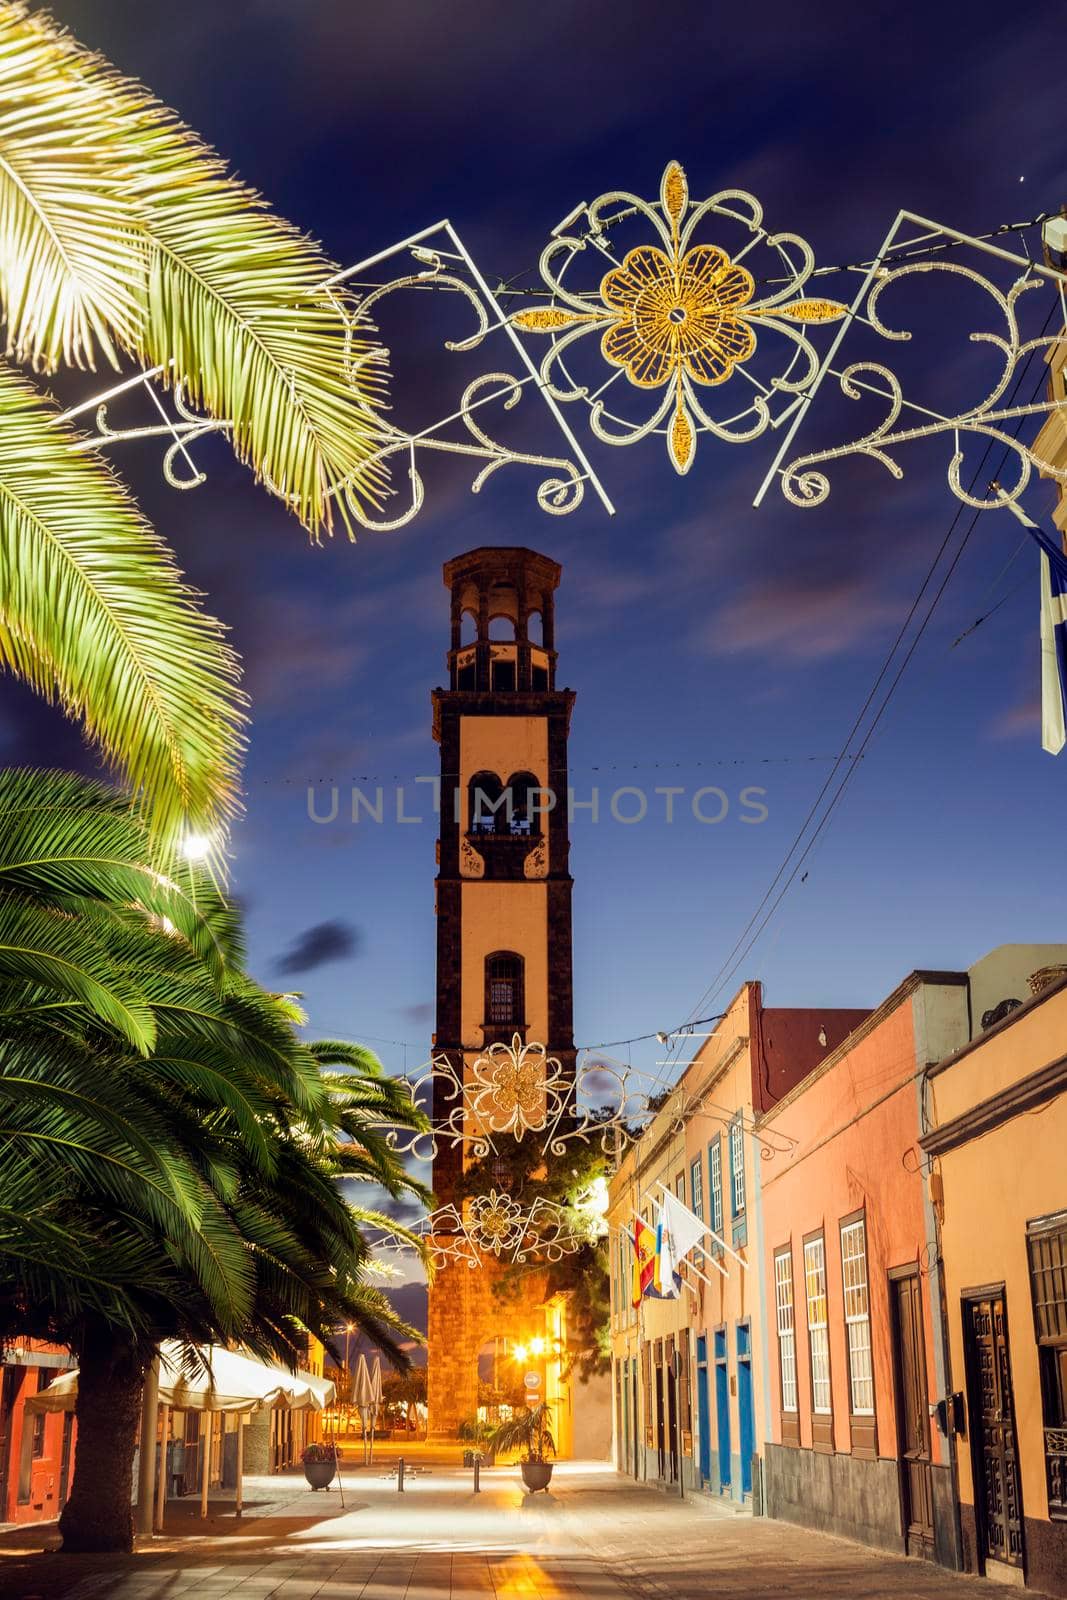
(426, 547, 576, 1439)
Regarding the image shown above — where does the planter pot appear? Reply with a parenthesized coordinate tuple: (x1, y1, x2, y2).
(521, 1460, 553, 1493)
(303, 1459, 336, 1490)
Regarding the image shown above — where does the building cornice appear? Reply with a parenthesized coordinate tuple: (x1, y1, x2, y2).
(919, 1050, 1067, 1157)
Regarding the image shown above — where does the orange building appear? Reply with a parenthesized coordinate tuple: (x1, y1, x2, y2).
(921, 965, 1067, 1595)
(0, 1340, 76, 1524)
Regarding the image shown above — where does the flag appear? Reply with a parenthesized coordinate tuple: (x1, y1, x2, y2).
(1041, 548, 1067, 755)
(652, 1214, 681, 1299)
(658, 1187, 710, 1270)
(630, 1216, 656, 1306)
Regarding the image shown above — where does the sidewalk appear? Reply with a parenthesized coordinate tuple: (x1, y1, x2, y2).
(0, 1462, 1055, 1600)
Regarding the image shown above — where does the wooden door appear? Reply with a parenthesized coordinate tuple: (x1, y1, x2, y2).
(963, 1291, 1025, 1571)
(890, 1268, 935, 1557)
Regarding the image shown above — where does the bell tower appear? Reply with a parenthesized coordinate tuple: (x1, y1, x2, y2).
(426, 547, 576, 1439)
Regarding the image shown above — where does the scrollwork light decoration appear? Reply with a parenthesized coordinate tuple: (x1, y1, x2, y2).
(332, 263, 586, 530)
(777, 264, 1067, 513)
(510, 161, 846, 475)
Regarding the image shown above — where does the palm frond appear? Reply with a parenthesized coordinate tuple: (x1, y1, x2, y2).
(0, 5, 391, 534)
(0, 4, 145, 370)
(0, 367, 245, 848)
(0, 891, 154, 1049)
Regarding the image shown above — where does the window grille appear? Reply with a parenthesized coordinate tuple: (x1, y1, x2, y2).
(709, 1139, 723, 1240)
(804, 1235, 831, 1414)
(774, 1249, 798, 1412)
(730, 1118, 745, 1215)
(840, 1218, 874, 1415)
(690, 1156, 704, 1223)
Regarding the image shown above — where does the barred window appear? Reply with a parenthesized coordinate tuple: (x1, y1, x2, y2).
(485, 952, 523, 1025)
(709, 1139, 723, 1239)
(774, 1249, 798, 1413)
(840, 1218, 874, 1415)
(690, 1156, 704, 1223)
(804, 1235, 831, 1414)
(1027, 1212, 1067, 1518)
(730, 1118, 745, 1215)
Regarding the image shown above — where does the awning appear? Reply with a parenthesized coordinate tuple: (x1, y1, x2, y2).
(26, 1341, 336, 1415)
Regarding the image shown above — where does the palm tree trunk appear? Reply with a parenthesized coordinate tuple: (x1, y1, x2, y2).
(58, 1318, 146, 1552)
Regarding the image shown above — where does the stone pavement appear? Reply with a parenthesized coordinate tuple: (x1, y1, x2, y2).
(0, 1462, 1053, 1600)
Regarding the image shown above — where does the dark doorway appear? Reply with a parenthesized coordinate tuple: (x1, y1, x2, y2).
(889, 1266, 935, 1558)
(962, 1289, 1026, 1573)
(655, 1352, 666, 1479)
(665, 1344, 679, 1484)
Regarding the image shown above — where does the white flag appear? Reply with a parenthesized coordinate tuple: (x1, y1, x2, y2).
(1041, 549, 1067, 756)
(659, 1187, 709, 1267)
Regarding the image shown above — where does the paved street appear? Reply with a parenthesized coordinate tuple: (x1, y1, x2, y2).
(0, 1462, 1052, 1600)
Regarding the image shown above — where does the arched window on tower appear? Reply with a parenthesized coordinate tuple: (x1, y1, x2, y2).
(485, 951, 524, 1029)
(506, 771, 542, 837)
(468, 771, 505, 834)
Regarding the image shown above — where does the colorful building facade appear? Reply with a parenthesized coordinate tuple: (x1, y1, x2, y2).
(922, 966, 1067, 1595)
(608, 981, 866, 1503)
(0, 1340, 76, 1525)
(757, 968, 970, 1564)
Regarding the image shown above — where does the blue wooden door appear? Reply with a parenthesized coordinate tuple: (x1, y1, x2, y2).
(696, 1336, 710, 1484)
(737, 1322, 755, 1497)
(714, 1328, 731, 1490)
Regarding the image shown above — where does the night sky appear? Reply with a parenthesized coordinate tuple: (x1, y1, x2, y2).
(12, 1, 1067, 1124)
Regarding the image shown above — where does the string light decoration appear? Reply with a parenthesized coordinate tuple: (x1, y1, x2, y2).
(374, 1033, 795, 1167)
(63, 177, 1066, 523)
(375, 1190, 608, 1272)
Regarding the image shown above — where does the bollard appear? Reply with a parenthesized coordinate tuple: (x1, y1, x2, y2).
(473, 1455, 480, 1494)
(397, 1456, 405, 1493)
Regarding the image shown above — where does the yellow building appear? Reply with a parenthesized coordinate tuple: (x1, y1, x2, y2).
(607, 981, 866, 1502)
(921, 966, 1067, 1595)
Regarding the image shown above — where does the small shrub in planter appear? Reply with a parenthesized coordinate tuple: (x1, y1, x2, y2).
(486, 1403, 556, 1493)
(301, 1441, 337, 1490)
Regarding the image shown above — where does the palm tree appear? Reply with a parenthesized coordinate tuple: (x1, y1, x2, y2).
(0, 768, 429, 1551)
(0, 4, 390, 850)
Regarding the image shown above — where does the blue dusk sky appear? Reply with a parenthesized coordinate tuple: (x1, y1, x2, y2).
(10, 0, 1066, 1121)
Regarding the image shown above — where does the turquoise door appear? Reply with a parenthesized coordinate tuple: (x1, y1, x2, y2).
(737, 1322, 755, 1497)
(714, 1327, 731, 1490)
(696, 1336, 710, 1484)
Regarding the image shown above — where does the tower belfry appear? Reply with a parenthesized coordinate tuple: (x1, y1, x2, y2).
(426, 546, 576, 1438)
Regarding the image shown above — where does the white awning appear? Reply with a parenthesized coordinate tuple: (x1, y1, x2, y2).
(26, 1341, 336, 1415)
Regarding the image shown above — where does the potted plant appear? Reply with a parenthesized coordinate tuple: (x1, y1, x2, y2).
(457, 1412, 495, 1467)
(301, 1441, 337, 1490)
(486, 1403, 555, 1492)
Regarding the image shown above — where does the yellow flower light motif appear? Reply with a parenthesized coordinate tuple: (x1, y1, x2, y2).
(598, 243, 756, 391)
(512, 161, 847, 475)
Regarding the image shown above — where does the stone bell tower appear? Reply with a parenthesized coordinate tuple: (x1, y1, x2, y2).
(426, 547, 576, 1440)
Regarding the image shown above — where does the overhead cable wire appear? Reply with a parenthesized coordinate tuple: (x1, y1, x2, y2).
(674, 314, 1056, 1036)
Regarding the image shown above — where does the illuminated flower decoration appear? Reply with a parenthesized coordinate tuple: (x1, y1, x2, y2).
(466, 1189, 526, 1257)
(512, 161, 847, 475)
(469, 1034, 566, 1140)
